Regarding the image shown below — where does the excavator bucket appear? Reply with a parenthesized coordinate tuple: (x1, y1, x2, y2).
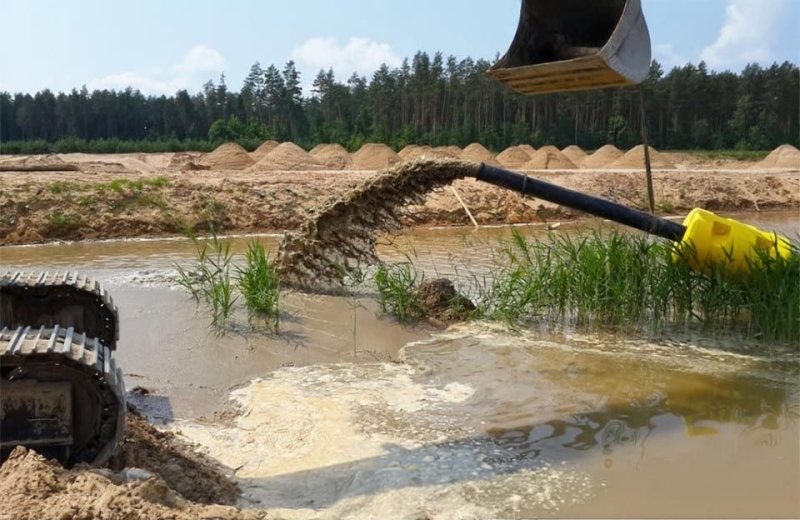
(489, 0, 651, 95)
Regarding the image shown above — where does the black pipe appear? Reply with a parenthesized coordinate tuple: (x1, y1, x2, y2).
(477, 163, 687, 241)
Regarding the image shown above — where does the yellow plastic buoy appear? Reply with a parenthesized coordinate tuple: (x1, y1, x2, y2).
(675, 208, 794, 274)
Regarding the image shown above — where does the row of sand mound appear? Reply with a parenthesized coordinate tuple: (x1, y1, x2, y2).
(200, 141, 799, 172)
(752, 144, 800, 170)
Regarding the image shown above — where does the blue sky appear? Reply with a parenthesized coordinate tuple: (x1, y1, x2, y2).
(1, 0, 797, 95)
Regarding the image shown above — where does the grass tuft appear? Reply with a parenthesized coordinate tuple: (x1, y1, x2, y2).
(236, 240, 280, 331)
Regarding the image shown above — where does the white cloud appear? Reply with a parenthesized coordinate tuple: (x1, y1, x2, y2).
(291, 37, 402, 80)
(653, 43, 686, 71)
(700, 0, 786, 70)
(89, 45, 225, 95)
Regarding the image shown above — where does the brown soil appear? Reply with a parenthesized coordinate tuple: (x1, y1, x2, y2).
(200, 143, 255, 170)
(0, 413, 262, 520)
(496, 146, 534, 168)
(522, 148, 578, 170)
(0, 154, 79, 172)
(581, 144, 625, 169)
(460, 143, 496, 164)
(562, 145, 588, 165)
(250, 142, 325, 171)
(250, 140, 280, 161)
(1, 150, 798, 246)
(351, 143, 401, 170)
(753, 144, 800, 170)
(309, 143, 353, 170)
(609, 145, 676, 170)
(276, 159, 480, 293)
(518, 144, 537, 156)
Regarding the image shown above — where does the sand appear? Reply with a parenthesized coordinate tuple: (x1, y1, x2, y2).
(562, 145, 588, 165)
(398, 145, 423, 159)
(581, 145, 625, 169)
(0, 154, 79, 172)
(496, 146, 534, 168)
(351, 143, 401, 170)
(609, 145, 676, 170)
(435, 146, 463, 157)
(200, 143, 255, 170)
(309, 143, 353, 170)
(250, 142, 325, 171)
(522, 148, 578, 170)
(753, 144, 800, 170)
(0, 413, 261, 520)
(250, 140, 280, 161)
(460, 143, 496, 163)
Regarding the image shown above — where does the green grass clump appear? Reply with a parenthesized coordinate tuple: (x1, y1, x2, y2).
(175, 234, 280, 333)
(46, 212, 85, 234)
(483, 229, 798, 343)
(236, 241, 280, 331)
(175, 233, 238, 334)
(374, 262, 425, 323)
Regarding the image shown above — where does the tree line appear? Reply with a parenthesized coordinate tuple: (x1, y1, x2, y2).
(1, 53, 797, 154)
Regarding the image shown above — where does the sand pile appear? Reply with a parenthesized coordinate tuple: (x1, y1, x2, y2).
(609, 145, 675, 169)
(351, 143, 401, 170)
(398, 145, 422, 159)
(276, 158, 480, 293)
(522, 148, 578, 170)
(496, 146, 534, 168)
(250, 142, 325, 171)
(0, 155, 79, 172)
(309, 143, 353, 170)
(436, 146, 463, 157)
(518, 144, 537, 156)
(200, 143, 255, 170)
(251, 140, 280, 161)
(562, 145, 588, 165)
(401, 146, 456, 161)
(753, 144, 800, 170)
(581, 144, 625, 169)
(0, 413, 259, 520)
(460, 143, 496, 163)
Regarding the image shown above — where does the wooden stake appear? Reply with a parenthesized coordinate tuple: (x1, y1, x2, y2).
(450, 185, 479, 229)
(639, 88, 656, 215)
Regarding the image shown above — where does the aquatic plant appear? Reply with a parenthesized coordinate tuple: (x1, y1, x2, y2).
(236, 240, 280, 331)
(482, 229, 799, 343)
(174, 232, 238, 334)
(374, 261, 425, 323)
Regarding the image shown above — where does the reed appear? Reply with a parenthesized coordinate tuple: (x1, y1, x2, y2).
(483, 229, 799, 342)
(236, 240, 280, 331)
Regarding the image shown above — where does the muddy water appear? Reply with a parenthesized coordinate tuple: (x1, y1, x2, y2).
(1, 210, 799, 518)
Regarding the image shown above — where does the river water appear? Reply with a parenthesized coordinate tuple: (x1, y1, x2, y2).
(1, 211, 798, 518)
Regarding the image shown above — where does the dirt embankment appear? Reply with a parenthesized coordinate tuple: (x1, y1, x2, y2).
(0, 145, 798, 246)
(1, 166, 799, 246)
(0, 412, 262, 520)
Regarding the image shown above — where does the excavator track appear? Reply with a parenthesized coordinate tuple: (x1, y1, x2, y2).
(0, 272, 125, 467)
(0, 271, 119, 349)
